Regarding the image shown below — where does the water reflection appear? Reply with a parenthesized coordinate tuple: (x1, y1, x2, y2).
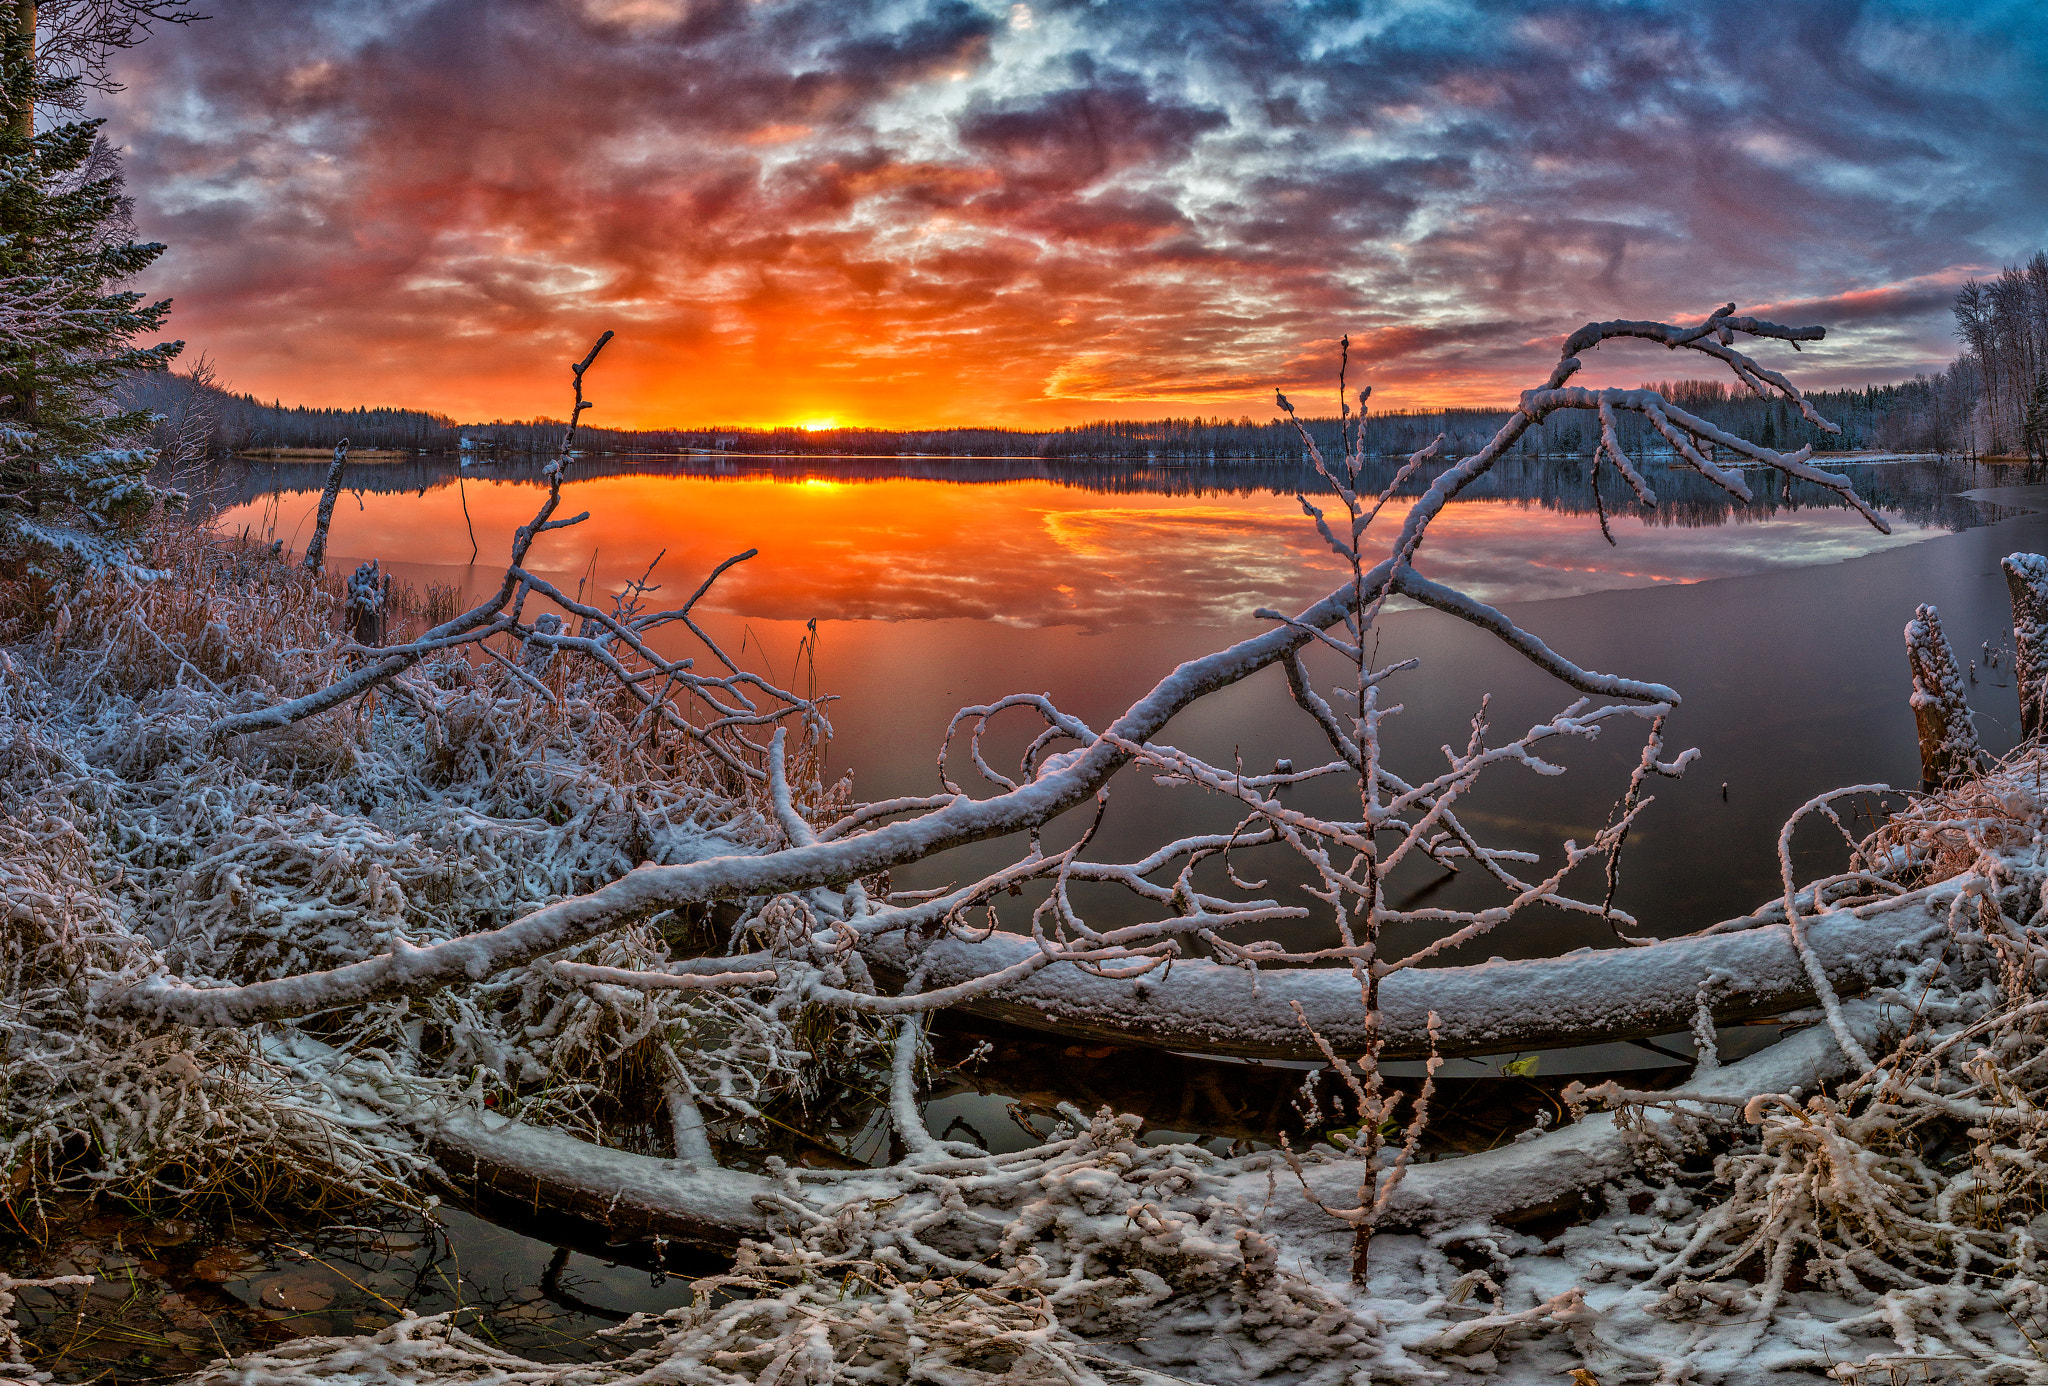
(200, 450, 2048, 950)
(203, 453, 2017, 629)
(145, 452, 2048, 1313)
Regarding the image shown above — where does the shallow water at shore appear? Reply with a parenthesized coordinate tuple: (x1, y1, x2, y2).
(0, 1198, 709, 1381)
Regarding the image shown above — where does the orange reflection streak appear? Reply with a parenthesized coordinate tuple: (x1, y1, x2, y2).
(215, 474, 1939, 635)
(224, 476, 1344, 631)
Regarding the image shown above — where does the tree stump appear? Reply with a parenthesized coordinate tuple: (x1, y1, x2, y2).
(1905, 602, 1985, 787)
(345, 560, 387, 648)
(2004, 552, 2048, 741)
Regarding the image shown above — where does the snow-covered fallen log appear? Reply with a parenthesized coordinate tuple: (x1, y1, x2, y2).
(425, 1110, 775, 1251)
(1294, 999, 1889, 1235)
(859, 883, 1954, 1059)
(116, 312, 1880, 1047)
(396, 999, 1891, 1258)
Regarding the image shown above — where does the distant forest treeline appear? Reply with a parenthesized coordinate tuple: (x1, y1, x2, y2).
(191, 448, 2026, 546)
(122, 260, 2048, 462)
(117, 372, 1974, 463)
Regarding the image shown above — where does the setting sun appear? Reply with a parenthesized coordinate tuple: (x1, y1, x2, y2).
(799, 418, 839, 432)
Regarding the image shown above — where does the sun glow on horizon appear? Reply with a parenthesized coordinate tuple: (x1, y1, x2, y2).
(799, 418, 840, 432)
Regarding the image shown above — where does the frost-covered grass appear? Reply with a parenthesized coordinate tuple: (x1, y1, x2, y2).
(0, 516, 857, 1218)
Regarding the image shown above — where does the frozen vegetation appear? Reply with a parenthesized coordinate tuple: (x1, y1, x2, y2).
(7, 309, 2048, 1386)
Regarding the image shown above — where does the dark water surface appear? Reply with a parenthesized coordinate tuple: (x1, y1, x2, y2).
(206, 450, 2047, 954)
(3, 1198, 708, 1379)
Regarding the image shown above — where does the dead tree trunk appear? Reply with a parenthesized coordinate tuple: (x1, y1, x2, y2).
(2005, 552, 2048, 741)
(302, 438, 349, 575)
(1905, 602, 1985, 786)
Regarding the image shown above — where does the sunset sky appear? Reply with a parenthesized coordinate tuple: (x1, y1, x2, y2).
(96, 0, 2048, 430)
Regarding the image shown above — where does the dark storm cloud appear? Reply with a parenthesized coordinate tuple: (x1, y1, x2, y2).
(956, 78, 1230, 195)
(92, 0, 2048, 423)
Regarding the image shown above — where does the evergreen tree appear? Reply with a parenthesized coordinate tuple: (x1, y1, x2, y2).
(0, 24, 179, 559)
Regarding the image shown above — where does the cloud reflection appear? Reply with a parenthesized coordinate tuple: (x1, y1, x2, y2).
(213, 473, 1950, 631)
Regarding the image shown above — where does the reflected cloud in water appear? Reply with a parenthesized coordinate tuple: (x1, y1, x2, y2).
(198, 452, 2048, 943)
(207, 455, 1998, 631)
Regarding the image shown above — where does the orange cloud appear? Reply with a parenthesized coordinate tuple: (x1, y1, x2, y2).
(99, 0, 2031, 429)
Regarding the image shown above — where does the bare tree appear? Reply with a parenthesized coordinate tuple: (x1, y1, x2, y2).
(1952, 253, 2048, 456)
(21, 0, 203, 106)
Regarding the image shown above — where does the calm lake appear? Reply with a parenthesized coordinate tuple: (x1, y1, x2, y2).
(206, 450, 2048, 961)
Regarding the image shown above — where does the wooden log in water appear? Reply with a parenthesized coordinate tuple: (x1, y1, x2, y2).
(2005, 552, 2048, 741)
(424, 1112, 769, 1252)
(1904, 602, 1985, 786)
